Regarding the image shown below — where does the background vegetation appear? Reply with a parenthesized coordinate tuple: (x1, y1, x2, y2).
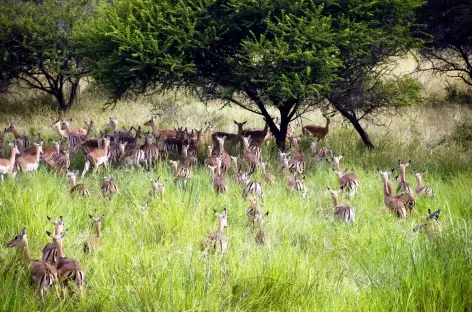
(0, 0, 472, 311)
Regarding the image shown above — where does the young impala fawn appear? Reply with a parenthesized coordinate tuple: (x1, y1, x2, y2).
(148, 176, 166, 200)
(413, 169, 435, 198)
(84, 215, 104, 254)
(67, 170, 90, 198)
(327, 187, 355, 223)
(203, 208, 228, 253)
(6, 227, 58, 297)
(413, 209, 441, 241)
(101, 175, 119, 198)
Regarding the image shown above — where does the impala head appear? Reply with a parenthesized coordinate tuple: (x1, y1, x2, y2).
(237, 167, 253, 184)
(118, 141, 128, 154)
(214, 208, 228, 228)
(67, 169, 79, 178)
(46, 230, 68, 247)
(427, 209, 441, 220)
(148, 176, 166, 190)
(5, 227, 27, 248)
(34, 141, 44, 154)
(242, 136, 251, 148)
(89, 214, 104, 224)
(108, 117, 118, 128)
(331, 153, 344, 167)
(182, 144, 189, 153)
(204, 121, 214, 133)
(103, 174, 114, 183)
(47, 216, 64, 235)
(377, 168, 395, 181)
(169, 160, 179, 171)
(254, 211, 269, 227)
(8, 142, 20, 155)
(277, 149, 287, 162)
(51, 118, 62, 129)
(398, 159, 411, 168)
(133, 126, 143, 139)
(413, 169, 425, 179)
(144, 115, 157, 127)
(230, 155, 238, 165)
(4, 122, 16, 132)
(207, 164, 216, 177)
(216, 136, 226, 149)
(233, 120, 247, 134)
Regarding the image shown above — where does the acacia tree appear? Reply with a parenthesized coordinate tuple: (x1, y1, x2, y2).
(0, 0, 91, 111)
(77, 0, 421, 149)
(416, 0, 472, 87)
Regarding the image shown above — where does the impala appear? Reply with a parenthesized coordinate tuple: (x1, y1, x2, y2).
(0, 142, 19, 180)
(203, 208, 228, 253)
(84, 215, 104, 254)
(6, 228, 57, 297)
(82, 136, 111, 177)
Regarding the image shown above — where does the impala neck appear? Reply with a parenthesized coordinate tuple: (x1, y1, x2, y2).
(22, 238, 31, 263)
(218, 218, 225, 232)
(55, 240, 65, 259)
(182, 148, 188, 159)
(55, 123, 68, 138)
(95, 222, 101, 238)
(382, 177, 391, 196)
(9, 148, 18, 166)
(333, 159, 341, 172)
(68, 175, 77, 187)
(216, 160, 222, 176)
(150, 121, 159, 137)
(35, 147, 41, 162)
(11, 128, 20, 139)
(416, 175, 422, 187)
(400, 166, 406, 182)
(331, 193, 339, 208)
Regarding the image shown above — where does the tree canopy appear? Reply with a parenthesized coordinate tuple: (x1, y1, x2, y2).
(0, 0, 92, 111)
(77, 0, 422, 149)
(416, 0, 472, 87)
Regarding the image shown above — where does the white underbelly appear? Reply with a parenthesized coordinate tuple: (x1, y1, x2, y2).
(0, 165, 12, 173)
(23, 163, 39, 171)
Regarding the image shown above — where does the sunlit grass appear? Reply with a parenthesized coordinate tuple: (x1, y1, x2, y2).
(0, 90, 471, 311)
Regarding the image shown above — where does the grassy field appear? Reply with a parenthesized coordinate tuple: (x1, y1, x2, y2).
(0, 89, 472, 311)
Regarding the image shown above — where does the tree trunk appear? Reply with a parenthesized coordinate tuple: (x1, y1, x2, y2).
(338, 108, 374, 149)
(55, 80, 79, 112)
(275, 112, 289, 151)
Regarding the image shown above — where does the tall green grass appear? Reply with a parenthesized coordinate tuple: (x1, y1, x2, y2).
(0, 90, 471, 311)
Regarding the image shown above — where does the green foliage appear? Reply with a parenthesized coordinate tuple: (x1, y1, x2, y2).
(77, 0, 423, 149)
(76, 0, 339, 104)
(0, 0, 92, 110)
(381, 77, 423, 107)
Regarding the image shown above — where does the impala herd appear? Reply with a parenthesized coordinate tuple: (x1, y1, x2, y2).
(1, 114, 440, 297)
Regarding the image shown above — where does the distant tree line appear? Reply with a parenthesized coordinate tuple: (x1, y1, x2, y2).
(0, 0, 470, 149)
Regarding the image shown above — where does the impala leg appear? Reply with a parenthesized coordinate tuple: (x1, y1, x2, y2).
(82, 160, 90, 177)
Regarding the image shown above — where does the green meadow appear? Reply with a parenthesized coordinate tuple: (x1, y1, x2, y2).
(0, 90, 471, 311)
